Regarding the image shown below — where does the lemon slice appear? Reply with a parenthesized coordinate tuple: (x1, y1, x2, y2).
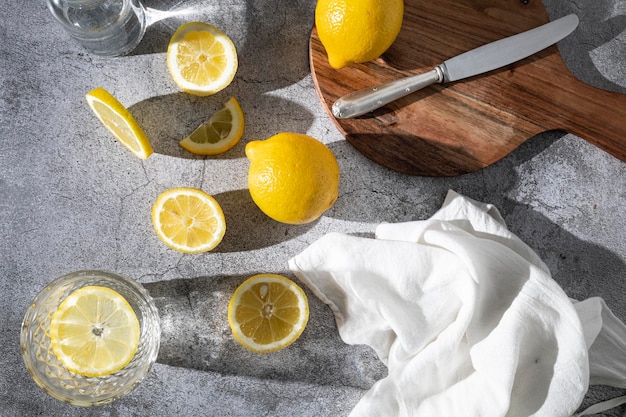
(180, 97, 245, 155)
(167, 22, 238, 96)
(152, 187, 226, 253)
(85, 87, 153, 159)
(50, 286, 140, 377)
(228, 274, 309, 354)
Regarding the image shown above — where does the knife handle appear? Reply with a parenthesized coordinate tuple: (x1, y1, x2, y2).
(332, 66, 444, 119)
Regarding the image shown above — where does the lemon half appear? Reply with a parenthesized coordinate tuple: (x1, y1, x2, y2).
(167, 22, 238, 96)
(151, 187, 226, 254)
(228, 274, 309, 354)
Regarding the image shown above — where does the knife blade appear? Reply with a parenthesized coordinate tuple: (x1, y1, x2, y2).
(332, 14, 579, 119)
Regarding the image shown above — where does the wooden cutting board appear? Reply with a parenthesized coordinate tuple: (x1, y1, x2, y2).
(309, 0, 626, 176)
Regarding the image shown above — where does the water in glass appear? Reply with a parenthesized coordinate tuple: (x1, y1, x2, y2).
(46, 0, 146, 56)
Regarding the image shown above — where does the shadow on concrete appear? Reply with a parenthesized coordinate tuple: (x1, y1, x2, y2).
(126, 0, 318, 159)
(145, 272, 386, 390)
(128, 92, 315, 159)
(551, 4, 626, 93)
(210, 189, 316, 253)
(131, 0, 315, 93)
(323, 131, 563, 224)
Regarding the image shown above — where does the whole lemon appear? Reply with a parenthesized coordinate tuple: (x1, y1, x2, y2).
(245, 133, 340, 224)
(316, 0, 404, 69)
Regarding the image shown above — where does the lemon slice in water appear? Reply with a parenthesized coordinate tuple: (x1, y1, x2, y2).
(50, 286, 140, 377)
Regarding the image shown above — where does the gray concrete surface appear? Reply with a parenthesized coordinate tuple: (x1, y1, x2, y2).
(1, 0, 624, 415)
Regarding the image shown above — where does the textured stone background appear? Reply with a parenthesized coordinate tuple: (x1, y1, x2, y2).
(1, 0, 624, 415)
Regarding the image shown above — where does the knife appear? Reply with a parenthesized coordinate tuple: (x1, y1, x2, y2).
(332, 14, 579, 119)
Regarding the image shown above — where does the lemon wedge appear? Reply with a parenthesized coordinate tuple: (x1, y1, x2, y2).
(152, 187, 226, 254)
(50, 286, 140, 377)
(228, 274, 309, 354)
(85, 87, 153, 159)
(167, 22, 238, 96)
(180, 97, 244, 155)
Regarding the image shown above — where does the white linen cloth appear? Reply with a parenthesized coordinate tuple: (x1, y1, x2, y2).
(289, 190, 626, 417)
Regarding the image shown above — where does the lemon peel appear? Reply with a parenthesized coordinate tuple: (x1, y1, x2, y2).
(316, 0, 404, 69)
(245, 132, 340, 224)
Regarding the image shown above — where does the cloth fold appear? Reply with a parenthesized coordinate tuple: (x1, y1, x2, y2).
(289, 190, 626, 417)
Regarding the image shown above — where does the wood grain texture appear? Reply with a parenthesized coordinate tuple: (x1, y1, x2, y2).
(309, 0, 626, 176)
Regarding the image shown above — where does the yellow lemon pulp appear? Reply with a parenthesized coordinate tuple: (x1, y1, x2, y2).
(50, 286, 140, 377)
(245, 132, 340, 225)
(151, 187, 226, 254)
(228, 274, 309, 354)
(167, 22, 238, 96)
(180, 97, 245, 155)
(315, 0, 404, 69)
(85, 87, 153, 159)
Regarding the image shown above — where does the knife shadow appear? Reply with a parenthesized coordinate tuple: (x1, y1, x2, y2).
(550, 8, 626, 92)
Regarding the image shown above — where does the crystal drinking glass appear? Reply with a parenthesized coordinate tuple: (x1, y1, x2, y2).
(20, 270, 160, 406)
(45, 0, 147, 56)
